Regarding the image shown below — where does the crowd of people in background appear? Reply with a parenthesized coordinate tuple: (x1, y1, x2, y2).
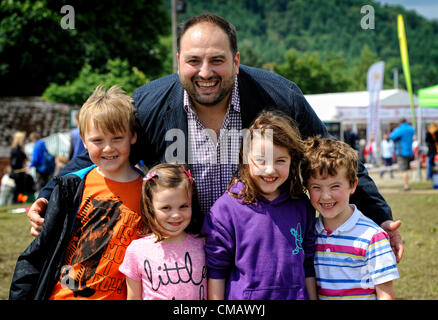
(426, 122, 438, 181)
(0, 113, 88, 206)
(344, 118, 438, 190)
(0, 131, 57, 205)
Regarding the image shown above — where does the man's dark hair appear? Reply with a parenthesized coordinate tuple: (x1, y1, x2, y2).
(177, 13, 238, 56)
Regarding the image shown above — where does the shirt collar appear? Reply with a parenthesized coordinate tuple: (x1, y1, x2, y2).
(315, 204, 361, 236)
(183, 75, 240, 113)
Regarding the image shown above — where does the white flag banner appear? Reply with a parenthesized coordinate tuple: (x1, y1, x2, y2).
(367, 61, 385, 143)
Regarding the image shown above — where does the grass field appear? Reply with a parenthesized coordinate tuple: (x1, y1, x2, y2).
(1, 172, 437, 300)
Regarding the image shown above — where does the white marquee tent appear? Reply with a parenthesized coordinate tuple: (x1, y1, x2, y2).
(304, 89, 427, 122)
(304, 89, 438, 140)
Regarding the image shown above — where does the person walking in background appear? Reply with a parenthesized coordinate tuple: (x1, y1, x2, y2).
(358, 138, 366, 163)
(389, 118, 415, 191)
(343, 126, 358, 151)
(425, 122, 438, 180)
(412, 135, 419, 160)
(9, 131, 34, 203)
(380, 133, 394, 179)
(364, 136, 377, 166)
(24, 132, 38, 182)
(69, 112, 86, 160)
(10, 131, 28, 172)
(28, 132, 53, 194)
(0, 165, 15, 206)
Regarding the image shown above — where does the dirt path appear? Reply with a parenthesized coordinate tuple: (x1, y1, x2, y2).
(368, 167, 438, 194)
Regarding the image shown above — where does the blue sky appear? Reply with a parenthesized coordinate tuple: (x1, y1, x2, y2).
(375, 0, 438, 20)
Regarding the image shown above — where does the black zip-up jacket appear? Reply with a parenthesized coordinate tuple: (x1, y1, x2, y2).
(9, 167, 92, 300)
(38, 65, 392, 225)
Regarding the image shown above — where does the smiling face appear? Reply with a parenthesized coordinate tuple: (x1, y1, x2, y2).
(307, 167, 358, 230)
(177, 22, 240, 109)
(151, 184, 192, 244)
(247, 136, 291, 201)
(83, 120, 137, 181)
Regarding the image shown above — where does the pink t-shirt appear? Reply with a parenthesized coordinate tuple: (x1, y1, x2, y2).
(119, 234, 207, 300)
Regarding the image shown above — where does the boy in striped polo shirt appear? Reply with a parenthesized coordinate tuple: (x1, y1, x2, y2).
(301, 137, 399, 300)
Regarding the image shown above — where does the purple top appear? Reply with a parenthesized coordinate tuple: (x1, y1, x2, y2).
(202, 182, 316, 300)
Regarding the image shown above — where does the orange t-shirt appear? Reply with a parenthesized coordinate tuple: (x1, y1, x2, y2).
(49, 168, 143, 300)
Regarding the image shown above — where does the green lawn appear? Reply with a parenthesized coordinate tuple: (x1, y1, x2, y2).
(0, 204, 34, 300)
(1, 181, 437, 300)
(383, 192, 438, 299)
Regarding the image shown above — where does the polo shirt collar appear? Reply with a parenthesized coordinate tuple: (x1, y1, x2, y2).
(315, 204, 361, 236)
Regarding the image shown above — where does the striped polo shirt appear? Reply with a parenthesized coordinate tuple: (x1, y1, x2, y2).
(314, 205, 399, 300)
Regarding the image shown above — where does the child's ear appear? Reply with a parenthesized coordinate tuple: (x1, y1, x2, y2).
(350, 178, 359, 195)
(131, 132, 137, 145)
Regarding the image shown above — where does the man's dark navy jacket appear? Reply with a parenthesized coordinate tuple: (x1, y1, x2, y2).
(40, 65, 392, 225)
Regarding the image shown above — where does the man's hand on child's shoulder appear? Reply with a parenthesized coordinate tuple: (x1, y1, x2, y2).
(28, 198, 47, 237)
(380, 220, 403, 263)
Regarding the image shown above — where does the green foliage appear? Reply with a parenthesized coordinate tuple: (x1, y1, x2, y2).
(158, 35, 174, 76)
(178, 0, 438, 92)
(42, 58, 149, 105)
(0, 0, 84, 96)
(274, 49, 350, 94)
(0, 0, 168, 96)
(348, 45, 380, 91)
(3, 0, 438, 97)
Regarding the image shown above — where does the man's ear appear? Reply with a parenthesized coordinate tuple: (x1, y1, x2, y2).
(176, 52, 180, 73)
(234, 51, 240, 74)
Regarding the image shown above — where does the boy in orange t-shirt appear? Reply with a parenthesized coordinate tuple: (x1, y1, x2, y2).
(10, 85, 143, 300)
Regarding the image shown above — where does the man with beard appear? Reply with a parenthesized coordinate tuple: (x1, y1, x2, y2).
(27, 13, 403, 263)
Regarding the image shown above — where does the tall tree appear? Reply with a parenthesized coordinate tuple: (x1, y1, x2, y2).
(0, 0, 169, 96)
(274, 49, 350, 94)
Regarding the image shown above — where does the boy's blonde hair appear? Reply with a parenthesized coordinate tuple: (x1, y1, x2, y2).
(79, 85, 138, 138)
(301, 137, 358, 187)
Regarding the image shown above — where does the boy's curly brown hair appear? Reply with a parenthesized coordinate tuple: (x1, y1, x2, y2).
(301, 136, 358, 188)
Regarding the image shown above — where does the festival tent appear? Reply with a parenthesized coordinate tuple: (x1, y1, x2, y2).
(305, 88, 438, 142)
(418, 84, 438, 108)
(416, 84, 438, 179)
(417, 84, 438, 149)
(304, 89, 421, 122)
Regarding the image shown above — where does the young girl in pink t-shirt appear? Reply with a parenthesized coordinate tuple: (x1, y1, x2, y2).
(119, 164, 207, 300)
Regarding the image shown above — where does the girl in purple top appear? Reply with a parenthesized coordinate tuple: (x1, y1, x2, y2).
(202, 110, 317, 300)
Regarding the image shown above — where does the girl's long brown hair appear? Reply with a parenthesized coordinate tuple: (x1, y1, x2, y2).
(228, 110, 305, 203)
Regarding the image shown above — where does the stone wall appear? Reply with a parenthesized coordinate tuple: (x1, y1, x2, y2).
(0, 97, 77, 178)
